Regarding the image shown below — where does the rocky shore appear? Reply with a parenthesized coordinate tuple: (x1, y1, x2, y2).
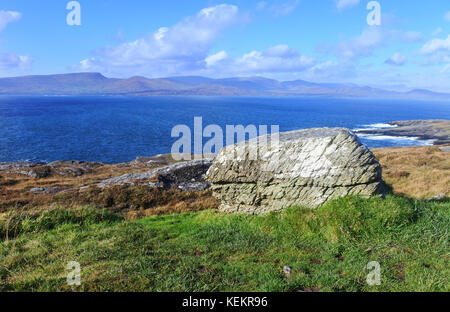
(355, 120, 450, 145)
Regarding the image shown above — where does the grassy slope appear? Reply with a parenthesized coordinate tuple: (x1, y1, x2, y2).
(0, 146, 449, 292)
(1, 195, 449, 292)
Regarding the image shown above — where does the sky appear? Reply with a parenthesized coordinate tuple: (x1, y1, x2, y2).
(0, 0, 450, 92)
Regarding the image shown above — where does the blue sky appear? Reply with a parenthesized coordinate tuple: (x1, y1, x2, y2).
(1, 0, 450, 91)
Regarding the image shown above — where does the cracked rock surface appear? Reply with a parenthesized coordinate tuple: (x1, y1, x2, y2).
(206, 128, 384, 214)
(98, 159, 213, 191)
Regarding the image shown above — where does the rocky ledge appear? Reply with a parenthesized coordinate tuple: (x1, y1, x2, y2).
(355, 120, 450, 145)
(97, 159, 213, 191)
(0, 155, 214, 195)
(206, 128, 384, 214)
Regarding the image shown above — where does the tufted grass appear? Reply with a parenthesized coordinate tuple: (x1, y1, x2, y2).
(373, 146, 450, 199)
(1, 195, 448, 292)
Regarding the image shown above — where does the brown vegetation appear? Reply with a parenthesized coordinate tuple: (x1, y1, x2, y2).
(0, 156, 219, 219)
(373, 145, 449, 199)
(0, 146, 447, 219)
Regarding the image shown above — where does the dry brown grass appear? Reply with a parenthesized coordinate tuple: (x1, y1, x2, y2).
(0, 147, 447, 217)
(373, 146, 449, 199)
(0, 156, 219, 217)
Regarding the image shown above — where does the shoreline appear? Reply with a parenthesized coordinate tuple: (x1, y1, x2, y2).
(354, 120, 450, 145)
(1, 120, 449, 165)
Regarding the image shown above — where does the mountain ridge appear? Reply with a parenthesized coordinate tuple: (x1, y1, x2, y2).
(0, 72, 448, 100)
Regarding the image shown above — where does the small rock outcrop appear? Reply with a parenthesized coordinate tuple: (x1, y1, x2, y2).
(0, 161, 104, 178)
(0, 162, 46, 171)
(98, 159, 213, 191)
(30, 187, 67, 194)
(206, 128, 384, 214)
(130, 155, 169, 167)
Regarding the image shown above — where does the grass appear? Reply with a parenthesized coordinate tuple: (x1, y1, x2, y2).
(0, 146, 448, 292)
(373, 146, 449, 199)
(1, 195, 448, 292)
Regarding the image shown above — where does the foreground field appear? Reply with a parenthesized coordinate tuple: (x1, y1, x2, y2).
(0, 146, 449, 292)
(1, 195, 449, 292)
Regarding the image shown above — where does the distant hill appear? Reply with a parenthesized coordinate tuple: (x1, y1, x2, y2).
(0, 72, 449, 100)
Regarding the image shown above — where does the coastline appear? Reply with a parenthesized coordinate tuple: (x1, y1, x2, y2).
(354, 120, 450, 145)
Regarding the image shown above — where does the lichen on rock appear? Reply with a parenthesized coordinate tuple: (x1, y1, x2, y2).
(206, 127, 384, 214)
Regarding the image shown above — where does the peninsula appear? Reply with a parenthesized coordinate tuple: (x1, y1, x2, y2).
(355, 120, 450, 145)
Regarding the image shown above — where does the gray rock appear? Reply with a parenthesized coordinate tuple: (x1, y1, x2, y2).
(283, 266, 292, 278)
(98, 159, 213, 191)
(48, 160, 103, 168)
(97, 171, 158, 188)
(427, 192, 447, 201)
(0, 162, 45, 171)
(55, 167, 89, 177)
(30, 187, 66, 194)
(156, 159, 213, 191)
(21, 166, 52, 179)
(49, 160, 103, 177)
(131, 155, 169, 167)
(207, 128, 384, 214)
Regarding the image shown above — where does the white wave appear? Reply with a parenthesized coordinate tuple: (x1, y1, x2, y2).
(366, 123, 397, 129)
(353, 123, 398, 132)
(356, 133, 435, 146)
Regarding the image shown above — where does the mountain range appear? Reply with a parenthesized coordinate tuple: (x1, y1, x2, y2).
(0, 72, 449, 100)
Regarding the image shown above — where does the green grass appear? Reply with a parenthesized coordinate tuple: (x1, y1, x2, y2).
(0, 195, 448, 292)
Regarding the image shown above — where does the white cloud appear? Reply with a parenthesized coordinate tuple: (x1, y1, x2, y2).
(400, 31, 423, 42)
(0, 10, 21, 32)
(333, 27, 422, 60)
(256, 1, 267, 10)
(197, 45, 315, 77)
(445, 11, 450, 22)
(0, 10, 31, 74)
(257, 1, 300, 17)
(270, 0, 300, 16)
(440, 64, 450, 73)
(75, 4, 240, 77)
(334, 28, 384, 59)
(233, 45, 314, 73)
(420, 35, 450, 55)
(385, 53, 406, 66)
(419, 35, 450, 64)
(432, 27, 443, 37)
(76, 4, 314, 78)
(302, 60, 357, 81)
(0, 53, 31, 71)
(336, 0, 360, 10)
(201, 45, 315, 77)
(205, 51, 228, 67)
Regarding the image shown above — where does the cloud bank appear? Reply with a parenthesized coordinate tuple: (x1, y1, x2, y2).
(69, 3, 444, 91)
(0, 10, 31, 73)
(76, 4, 315, 77)
(385, 53, 406, 66)
(77, 4, 241, 77)
(0, 10, 21, 32)
(336, 0, 360, 10)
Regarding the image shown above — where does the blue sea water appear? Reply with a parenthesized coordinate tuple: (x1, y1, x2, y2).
(0, 95, 449, 163)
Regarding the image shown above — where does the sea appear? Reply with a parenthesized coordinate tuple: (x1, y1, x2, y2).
(0, 95, 449, 163)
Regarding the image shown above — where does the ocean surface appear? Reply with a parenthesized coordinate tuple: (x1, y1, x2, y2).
(0, 96, 449, 163)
